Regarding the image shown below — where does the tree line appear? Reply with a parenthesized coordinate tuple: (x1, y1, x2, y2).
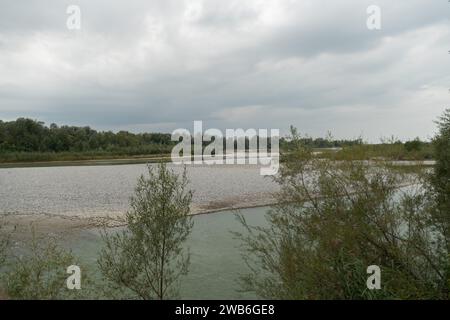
(0, 118, 430, 161)
(0, 118, 173, 154)
(0, 118, 373, 154)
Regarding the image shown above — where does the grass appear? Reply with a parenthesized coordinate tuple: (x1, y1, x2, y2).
(0, 146, 173, 163)
(0, 150, 173, 168)
(324, 143, 434, 161)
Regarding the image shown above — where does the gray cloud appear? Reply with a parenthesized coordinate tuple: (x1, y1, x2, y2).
(0, 0, 449, 141)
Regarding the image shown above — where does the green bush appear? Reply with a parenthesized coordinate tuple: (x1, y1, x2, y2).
(1, 233, 86, 300)
(429, 109, 450, 287)
(404, 138, 423, 152)
(236, 128, 448, 299)
(98, 163, 193, 300)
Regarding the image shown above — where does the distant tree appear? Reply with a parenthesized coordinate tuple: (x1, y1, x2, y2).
(98, 163, 193, 299)
(0, 118, 175, 156)
(404, 138, 423, 152)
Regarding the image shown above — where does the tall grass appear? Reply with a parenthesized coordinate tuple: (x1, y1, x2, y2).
(0, 146, 173, 163)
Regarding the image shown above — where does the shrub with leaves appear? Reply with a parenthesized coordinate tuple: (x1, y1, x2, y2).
(98, 163, 193, 300)
(0, 223, 9, 268)
(236, 127, 449, 299)
(1, 232, 84, 300)
(428, 108, 450, 294)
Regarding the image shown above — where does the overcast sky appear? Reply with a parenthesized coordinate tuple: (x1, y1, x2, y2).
(0, 0, 449, 142)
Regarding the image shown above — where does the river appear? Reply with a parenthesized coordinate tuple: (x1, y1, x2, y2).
(0, 163, 279, 299)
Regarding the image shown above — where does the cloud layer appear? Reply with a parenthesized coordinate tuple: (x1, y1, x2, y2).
(0, 0, 449, 141)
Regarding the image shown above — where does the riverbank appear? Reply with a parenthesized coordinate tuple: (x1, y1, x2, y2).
(1, 198, 278, 241)
(0, 163, 280, 239)
(0, 154, 172, 168)
(0, 160, 432, 239)
(0, 144, 436, 169)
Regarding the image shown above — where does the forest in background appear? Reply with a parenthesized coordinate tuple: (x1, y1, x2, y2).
(0, 118, 433, 163)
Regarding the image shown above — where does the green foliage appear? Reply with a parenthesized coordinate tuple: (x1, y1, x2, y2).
(280, 128, 362, 150)
(236, 128, 448, 300)
(280, 128, 432, 161)
(98, 163, 193, 300)
(0, 223, 9, 268)
(429, 109, 450, 275)
(1, 233, 84, 300)
(0, 118, 174, 161)
(431, 109, 450, 210)
(404, 138, 424, 152)
(333, 141, 433, 161)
